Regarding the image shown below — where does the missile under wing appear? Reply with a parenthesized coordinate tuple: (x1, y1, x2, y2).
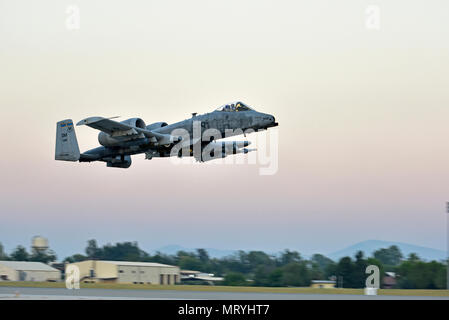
(55, 119, 80, 161)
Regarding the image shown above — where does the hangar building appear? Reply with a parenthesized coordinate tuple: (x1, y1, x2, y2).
(0, 261, 61, 282)
(66, 260, 180, 285)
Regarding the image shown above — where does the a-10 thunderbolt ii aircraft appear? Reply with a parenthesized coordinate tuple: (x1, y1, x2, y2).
(55, 101, 278, 168)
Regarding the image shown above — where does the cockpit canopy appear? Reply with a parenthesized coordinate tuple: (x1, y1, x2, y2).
(215, 101, 254, 112)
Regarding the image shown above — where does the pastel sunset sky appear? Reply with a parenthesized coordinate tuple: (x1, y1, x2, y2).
(1, 0, 448, 259)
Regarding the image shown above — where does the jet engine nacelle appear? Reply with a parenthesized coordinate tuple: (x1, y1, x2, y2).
(121, 118, 146, 129)
(98, 118, 146, 147)
(146, 122, 168, 131)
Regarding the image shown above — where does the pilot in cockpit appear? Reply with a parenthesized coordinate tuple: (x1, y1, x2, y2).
(216, 101, 253, 112)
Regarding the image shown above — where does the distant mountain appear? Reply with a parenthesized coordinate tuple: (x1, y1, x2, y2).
(327, 240, 446, 262)
(153, 245, 237, 258)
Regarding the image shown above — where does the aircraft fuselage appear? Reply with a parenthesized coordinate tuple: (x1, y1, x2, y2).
(81, 110, 277, 162)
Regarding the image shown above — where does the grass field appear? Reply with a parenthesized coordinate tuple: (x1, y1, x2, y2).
(1, 281, 449, 297)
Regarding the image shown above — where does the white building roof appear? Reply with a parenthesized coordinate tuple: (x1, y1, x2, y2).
(195, 275, 224, 281)
(0, 261, 59, 272)
(100, 260, 177, 268)
(311, 280, 336, 284)
(180, 270, 201, 274)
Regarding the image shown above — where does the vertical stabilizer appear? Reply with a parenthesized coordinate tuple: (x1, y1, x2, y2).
(55, 119, 80, 161)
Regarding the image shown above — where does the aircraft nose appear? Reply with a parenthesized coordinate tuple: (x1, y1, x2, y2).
(263, 113, 278, 128)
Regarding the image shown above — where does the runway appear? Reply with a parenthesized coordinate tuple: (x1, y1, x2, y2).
(1, 286, 449, 300)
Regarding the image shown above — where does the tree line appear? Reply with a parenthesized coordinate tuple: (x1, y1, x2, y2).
(0, 240, 446, 289)
(0, 242, 56, 264)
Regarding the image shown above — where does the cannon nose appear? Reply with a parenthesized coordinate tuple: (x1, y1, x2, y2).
(265, 114, 278, 128)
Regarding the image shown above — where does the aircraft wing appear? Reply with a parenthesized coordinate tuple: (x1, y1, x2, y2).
(77, 117, 133, 136)
(77, 117, 180, 145)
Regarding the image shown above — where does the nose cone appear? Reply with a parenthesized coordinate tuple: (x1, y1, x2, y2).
(259, 112, 278, 129)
